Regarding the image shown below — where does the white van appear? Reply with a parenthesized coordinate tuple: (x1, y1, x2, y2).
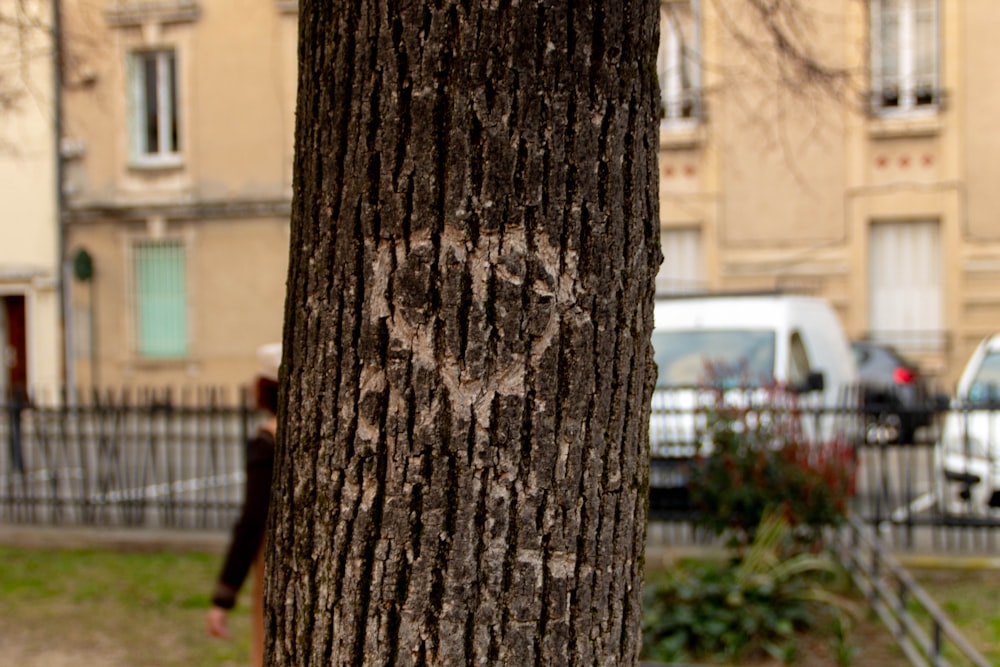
(648, 293, 859, 510)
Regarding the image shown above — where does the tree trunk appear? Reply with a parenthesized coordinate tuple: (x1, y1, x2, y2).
(267, 1, 661, 665)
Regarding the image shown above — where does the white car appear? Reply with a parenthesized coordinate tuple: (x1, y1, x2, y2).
(936, 333, 1000, 515)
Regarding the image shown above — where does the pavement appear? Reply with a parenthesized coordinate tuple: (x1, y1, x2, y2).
(3, 522, 999, 573)
(0, 523, 229, 553)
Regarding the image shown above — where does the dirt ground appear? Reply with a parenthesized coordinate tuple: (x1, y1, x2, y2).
(0, 598, 247, 667)
(0, 627, 128, 667)
(734, 621, 911, 667)
(0, 619, 906, 667)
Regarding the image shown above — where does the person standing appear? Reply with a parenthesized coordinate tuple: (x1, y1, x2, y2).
(206, 343, 280, 667)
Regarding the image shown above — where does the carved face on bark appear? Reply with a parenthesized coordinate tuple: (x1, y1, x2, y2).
(269, 2, 661, 664)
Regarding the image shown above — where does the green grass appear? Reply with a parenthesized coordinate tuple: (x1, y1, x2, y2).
(0, 545, 996, 666)
(638, 558, 999, 667)
(0, 546, 253, 667)
(910, 568, 1000, 666)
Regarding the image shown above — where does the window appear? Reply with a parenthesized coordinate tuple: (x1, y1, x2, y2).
(968, 352, 1000, 404)
(652, 330, 775, 388)
(132, 240, 188, 358)
(657, 227, 705, 295)
(657, 1, 700, 126)
(788, 333, 812, 390)
(870, 0, 939, 113)
(128, 50, 181, 165)
(868, 221, 943, 353)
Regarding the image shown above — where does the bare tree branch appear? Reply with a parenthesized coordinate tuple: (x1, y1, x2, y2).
(693, 0, 869, 187)
(0, 0, 53, 119)
(710, 0, 865, 109)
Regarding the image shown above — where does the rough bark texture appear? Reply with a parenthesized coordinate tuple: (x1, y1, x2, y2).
(268, 1, 661, 665)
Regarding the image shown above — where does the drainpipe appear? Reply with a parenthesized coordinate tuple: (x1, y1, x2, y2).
(52, 0, 75, 399)
(692, 0, 701, 119)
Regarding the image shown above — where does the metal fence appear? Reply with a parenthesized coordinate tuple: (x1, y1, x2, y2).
(857, 403, 1000, 554)
(647, 386, 1000, 553)
(1, 388, 253, 530)
(4, 386, 1000, 553)
(833, 514, 992, 667)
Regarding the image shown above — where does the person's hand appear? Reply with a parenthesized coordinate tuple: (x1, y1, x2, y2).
(206, 605, 231, 639)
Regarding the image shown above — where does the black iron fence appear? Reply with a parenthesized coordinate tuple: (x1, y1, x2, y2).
(4, 386, 1000, 552)
(647, 386, 1000, 553)
(860, 398, 1000, 553)
(1, 388, 253, 530)
(833, 514, 993, 667)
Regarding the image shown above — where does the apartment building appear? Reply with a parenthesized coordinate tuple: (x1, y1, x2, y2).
(59, 0, 992, 390)
(657, 0, 994, 386)
(61, 0, 296, 389)
(0, 0, 60, 398)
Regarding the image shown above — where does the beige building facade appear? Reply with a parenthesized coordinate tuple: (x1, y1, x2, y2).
(657, 0, 997, 388)
(61, 1, 297, 391)
(0, 0, 61, 398)
(60, 0, 997, 391)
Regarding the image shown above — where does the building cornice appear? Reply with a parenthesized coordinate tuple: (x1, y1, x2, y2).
(105, 1, 201, 27)
(0, 265, 49, 279)
(64, 197, 291, 224)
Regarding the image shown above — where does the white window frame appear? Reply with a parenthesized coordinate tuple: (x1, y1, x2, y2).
(868, 220, 944, 353)
(870, 0, 940, 115)
(128, 49, 183, 168)
(657, 226, 705, 295)
(657, 0, 701, 129)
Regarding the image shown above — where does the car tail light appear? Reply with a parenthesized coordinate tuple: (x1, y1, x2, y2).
(893, 367, 916, 384)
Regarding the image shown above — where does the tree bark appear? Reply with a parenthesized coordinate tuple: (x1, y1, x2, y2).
(268, 1, 661, 665)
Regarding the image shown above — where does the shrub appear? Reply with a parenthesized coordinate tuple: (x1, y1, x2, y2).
(642, 512, 859, 664)
(642, 374, 861, 664)
(688, 384, 856, 549)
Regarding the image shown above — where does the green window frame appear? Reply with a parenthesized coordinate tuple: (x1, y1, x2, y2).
(133, 239, 188, 359)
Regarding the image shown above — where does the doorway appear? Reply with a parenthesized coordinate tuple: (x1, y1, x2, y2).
(1, 294, 28, 398)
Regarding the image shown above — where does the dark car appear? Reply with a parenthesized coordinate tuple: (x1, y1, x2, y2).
(851, 340, 945, 443)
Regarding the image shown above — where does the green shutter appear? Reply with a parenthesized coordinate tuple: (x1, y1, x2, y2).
(135, 241, 187, 358)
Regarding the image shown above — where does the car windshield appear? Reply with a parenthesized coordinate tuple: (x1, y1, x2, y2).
(651, 329, 776, 388)
(967, 350, 1000, 402)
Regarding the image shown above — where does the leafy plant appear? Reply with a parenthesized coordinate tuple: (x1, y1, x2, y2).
(642, 512, 860, 665)
(829, 614, 860, 666)
(643, 369, 863, 663)
(688, 381, 856, 549)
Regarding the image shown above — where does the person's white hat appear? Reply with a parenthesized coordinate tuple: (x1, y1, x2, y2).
(257, 342, 282, 382)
